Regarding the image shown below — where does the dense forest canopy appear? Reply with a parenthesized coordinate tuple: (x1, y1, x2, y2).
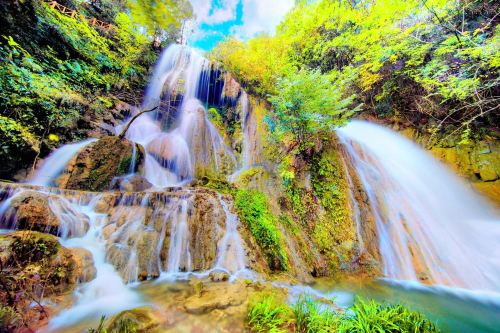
(211, 0, 499, 148)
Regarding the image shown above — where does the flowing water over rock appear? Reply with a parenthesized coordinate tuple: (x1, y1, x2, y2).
(28, 139, 98, 186)
(0, 184, 258, 329)
(117, 45, 236, 188)
(338, 120, 500, 293)
(2, 42, 500, 331)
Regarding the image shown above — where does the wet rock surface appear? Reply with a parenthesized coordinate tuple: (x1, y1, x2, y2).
(60, 136, 145, 192)
(7, 190, 60, 234)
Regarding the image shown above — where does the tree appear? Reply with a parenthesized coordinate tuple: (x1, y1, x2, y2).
(269, 68, 359, 154)
(127, 0, 193, 39)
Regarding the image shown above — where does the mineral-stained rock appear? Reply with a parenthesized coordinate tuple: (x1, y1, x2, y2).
(209, 269, 230, 282)
(61, 136, 145, 192)
(9, 190, 59, 234)
(188, 189, 226, 271)
(107, 307, 160, 333)
(136, 230, 161, 280)
(69, 247, 96, 283)
(111, 174, 153, 192)
(183, 281, 246, 314)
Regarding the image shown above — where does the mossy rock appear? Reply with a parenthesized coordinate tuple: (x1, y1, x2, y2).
(8, 231, 60, 264)
(107, 307, 160, 333)
(62, 136, 145, 192)
(0, 231, 92, 293)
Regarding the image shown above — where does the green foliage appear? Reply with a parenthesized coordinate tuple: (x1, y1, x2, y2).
(0, 116, 38, 155)
(0, 305, 21, 331)
(247, 295, 441, 333)
(342, 298, 441, 333)
(10, 233, 60, 264)
(213, 0, 499, 137)
(207, 107, 224, 130)
(0, 0, 179, 178)
(247, 295, 291, 333)
(87, 315, 138, 333)
(270, 68, 357, 154)
(126, 0, 192, 38)
(235, 189, 289, 271)
(294, 296, 340, 333)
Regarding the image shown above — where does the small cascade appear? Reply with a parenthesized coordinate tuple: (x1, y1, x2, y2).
(166, 198, 192, 276)
(27, 138, 97, 186)
(338, 121, 500, 293)
(240, 92, 252, 170)
(229, 92, 262, 181)
(214, 194, 247, 275)
(48, 194, 141, 329)
(0, 187, 19, 229)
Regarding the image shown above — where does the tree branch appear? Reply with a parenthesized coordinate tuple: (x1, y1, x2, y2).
(118, 106, 159, 139)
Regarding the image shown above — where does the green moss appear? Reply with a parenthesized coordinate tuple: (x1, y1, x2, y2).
(200, 177, 236, 195)
(309, 142, 355, 271)
(235, 189, 289, 271)
(116, 155, 133, 176)
(208, 107, 223, 127)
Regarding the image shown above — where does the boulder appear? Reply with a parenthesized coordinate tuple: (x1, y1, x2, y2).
(107, 307, 160, 333)
(111, 174, 152, 192)
(209, 269, 230, 282)
(61, 136, 145, 192)
(9, 190, 59, 234)
(69, 247, 96, 283)
(0, 231, 91, 293)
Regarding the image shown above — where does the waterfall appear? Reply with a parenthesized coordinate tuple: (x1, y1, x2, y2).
(229, 91, 262, 182)
(166, 199, 192, 275)
(119, 44, 236, 188)
(338, 120, 500, 293)
(27, 138, 97, 186)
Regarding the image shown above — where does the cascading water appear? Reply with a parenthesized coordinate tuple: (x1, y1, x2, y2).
(338, 120, 500, 293)
(214, 194, 247, 275)
(117, 44, 236, 188)
(48, 194, 141, 329)
(229, 91, 262, 182)
(28, 138, 97, 186)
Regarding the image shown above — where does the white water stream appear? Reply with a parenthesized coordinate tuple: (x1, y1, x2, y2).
(28, 138, 97, 186)
(338, 120, 500, 293)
